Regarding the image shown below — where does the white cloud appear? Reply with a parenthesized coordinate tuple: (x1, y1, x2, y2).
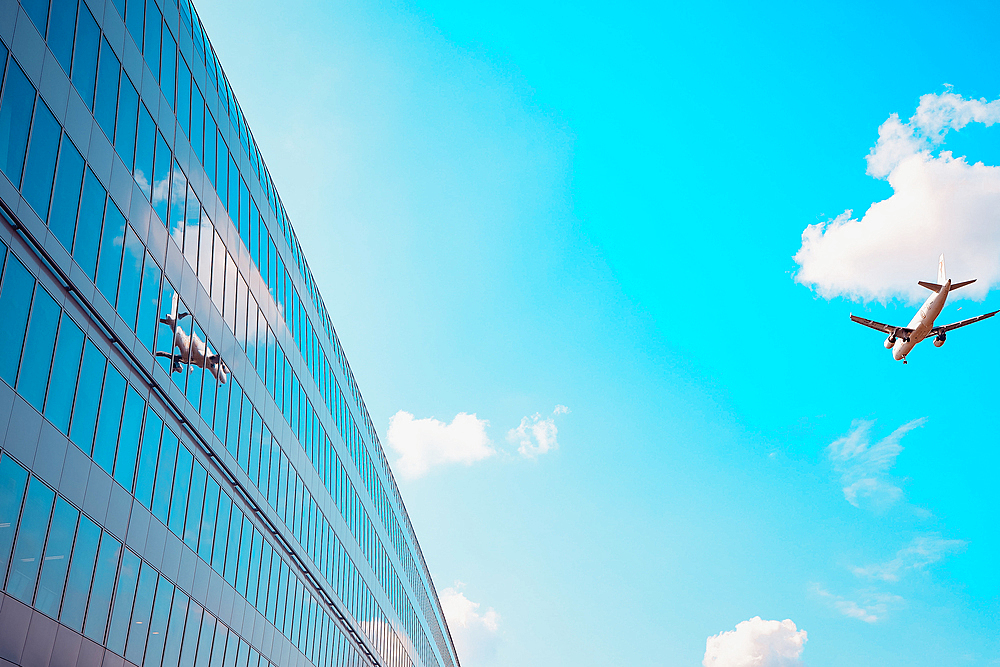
(703, 617, 807, 667)
(853, 534, 966, 582)
(439, 582, 500, 665)
(794, 90, 1000, 303)
(827, 418, 925, 509)
(812, 585, 903, 623)
(507, 405, 569, 458)
(387, 411, 495, 479)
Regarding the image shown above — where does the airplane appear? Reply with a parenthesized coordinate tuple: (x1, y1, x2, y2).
(850, 255, 1000, 364)
(155, 294, 229, 383)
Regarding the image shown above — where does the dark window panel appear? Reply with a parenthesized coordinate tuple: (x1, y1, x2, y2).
(94, 38, 121, 141)
(0, 254, 35, 385)
(125, 0, 144, 52)
(43, 312, 85, 434)
(93, 361, 126, 474)
(82, 531, 122, 642)
(73, 168, 107, 280)
(60, 513, 100, 631)
(16, 283, 60, 411)
(0, 61, 37, 187)
(5, 476, 55, 602)
(68, 339, 105, 454)
(133, 407, 163, 508)
(21, 100, 61, 218)
(47, 0, 77, 74)
(151, 129, 170, 224)
(22, 0, 50, 37)
(143, 0, 161, 80)
(105, 548, 141, 654)
(135, 250, 161, 352)
(96, 200, 127, 306)
(150, 426, 178, 524)
(124, 562, 156, 663)
(71, 3, 99, 110)
(113, 385, 145, 491)
(47, 135, 84, 250)
(115, 74, 139, 170)
(117, 224, 144, 329)
(34, 496, 79, 618)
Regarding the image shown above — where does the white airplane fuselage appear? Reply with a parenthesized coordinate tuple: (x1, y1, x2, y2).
(892, 279, 950, 361)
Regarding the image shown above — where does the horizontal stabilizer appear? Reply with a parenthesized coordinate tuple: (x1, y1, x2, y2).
(918, 279, 977, 292)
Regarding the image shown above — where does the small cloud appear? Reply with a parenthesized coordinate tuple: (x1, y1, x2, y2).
(507, 405, 569, 458)
(827, 418, 925, 510)
(387, 411, 494, 479)
(811, 585, 903, 623)
(794, 90, 1000, 303)
(440, 582, 500, 664)
(703, 617, 807, 667)
(853, 533, 966, 582)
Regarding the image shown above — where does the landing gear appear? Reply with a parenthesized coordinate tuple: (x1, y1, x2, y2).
(902, 358, 908, 365)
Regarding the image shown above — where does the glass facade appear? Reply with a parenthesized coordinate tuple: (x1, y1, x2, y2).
(0, 0, 460, 666)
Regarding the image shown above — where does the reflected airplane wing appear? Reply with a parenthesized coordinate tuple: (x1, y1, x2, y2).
(932, 309, 1000, 334)
(850, 314, 913, 336)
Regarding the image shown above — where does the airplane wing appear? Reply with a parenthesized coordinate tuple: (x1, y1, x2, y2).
(850, 314, 913, 336)
(931, 309, 1000, 334)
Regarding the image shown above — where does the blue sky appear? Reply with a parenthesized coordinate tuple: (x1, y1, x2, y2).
(197, 0, 1000, 664)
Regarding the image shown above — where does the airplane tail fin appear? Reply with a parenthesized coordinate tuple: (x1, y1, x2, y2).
(938, 254, 947, 284)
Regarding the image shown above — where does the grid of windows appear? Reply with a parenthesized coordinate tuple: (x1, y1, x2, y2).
(0, 0, 460, 664)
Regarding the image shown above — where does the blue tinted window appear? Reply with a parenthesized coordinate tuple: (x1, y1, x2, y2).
(160, 27, 175, 109)
(44, 312, 84, 434)
(211, 492, 230, 573)
(0, 255, 35, 385)
(154, 280, 177, 375)
(135, 251, 160, 352)
(22, 102, 61, 218)
(35, 497, 78, 618)
(183, 461, 205, 550)
(125, 0, 144, 52)
(203, 109, 215, 185)
(223, 506, 241, 585)
(73, 168, 106, 279)
(48, 136, 84, 250)
(71, 4, 99, 109)
(193, 610, 215, 666)
(0, 62, 37, 187)
(167, 444, 191, 537)
(124, 562, 156, 663)
(133, 408, 162, 508)
(143, 0, 161, 80)
(191, 85, 204, 162)
(21, 0, 49, 37)
(151, 427, 177, 523)
(114, 385, 144, 491)
(106, 548, 140, 653)
(96, 201, 126, 305)
(47, 0, 76, 73)
(151, 130, 170, 224)
(160, 589, 188, 666)
(94, 38, 120, 140)
(144, 576, 174, 667)
(5, 475, 52, 602)
(17, 284, 60, 411)
(69, 340, 106, 454)
(60, 514, 100, 631)
(92, 362, 126, 473)
(176, 58, 190, 137)
(198, 476, 218, 562)
(83, 531, 122, 641)
(168, 160, 186, 244)
(115, 75, 139, 170)
(117, 225, 143, 328)
(134, 102, 155, 196)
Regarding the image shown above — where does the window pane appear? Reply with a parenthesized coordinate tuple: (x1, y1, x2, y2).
(210, 493, 229, 573)
(69, 340, 106, 454)
(134, 103, 155, 198)
(151, 130, 170, 224)
(223, 507, 240, 585)
(35, 497, 78, 618)
(48, 136, 84, 250)
(154, 280, 178, 375)
(16, 284, 60, 411)
(0, 255, 35, 385)
(135, 250, 161, 352)
(124, 0, 143, 49)
(124, 562, 156, 664)
(21, 103, 61, 218)
(183, 461, 205, 550)
(115, 74, 139, 170)
(94, 38, 120, 140)
(150, 427, 177, 523)
(176, 58, 190, 138)
(142, 0, 160, 80)
(106, 548, 140, 653)
(71, 4, 100, 110)
(47, 0, 76, 73)
(92, 362, 126, 474)
(73, 168, 107, 280)
(60, 514, 100, 631)
(96, 201, 126, 306)
(0, 61, 36, 188)
(160, 589, 187, 667)
(167, 444, 191, 537)
(159, 27, 175, 110)
(133, 407, 162, 508)
(83, 531, 121, 642)
(183, 184, 200, 270)
(168, 160, 186, 248)
(5, 475, 52, 602)
(113, 385, 144, 491)
(143, 576, 174, 667)
(198, 476, 218, 562)
(193, 610, 215, 666)
(117, 225, 144, 329)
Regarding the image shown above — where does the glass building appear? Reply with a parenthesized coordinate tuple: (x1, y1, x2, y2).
(0, 0, 461, 665)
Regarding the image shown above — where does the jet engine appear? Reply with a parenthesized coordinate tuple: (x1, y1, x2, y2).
(934, 333, 946, 347)
(884, 336, 896, 349)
